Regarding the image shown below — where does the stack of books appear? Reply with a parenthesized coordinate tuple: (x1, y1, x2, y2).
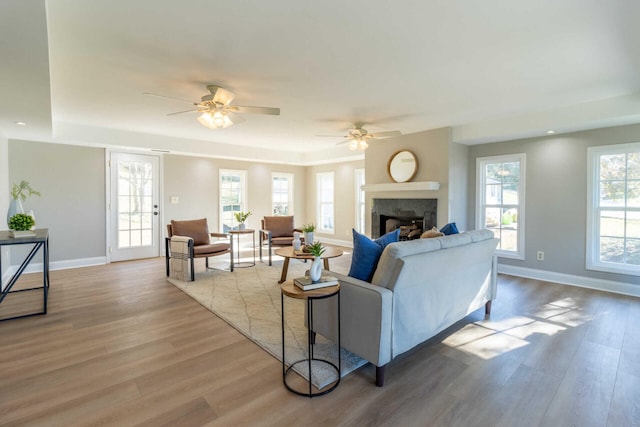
(294, 275, 339, 291)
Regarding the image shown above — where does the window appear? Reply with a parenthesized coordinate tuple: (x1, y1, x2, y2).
(316, 172, 334, 233)
(476, 154, 526, 259)
(219, 169, 247, 232)
(355, 169, 365, 233)
(272, 172, 293, 216)
(587, 143, 640, 276)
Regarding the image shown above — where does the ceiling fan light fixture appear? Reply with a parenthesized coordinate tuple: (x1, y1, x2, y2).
(349, 140, 359, 151)
(197, 110, 233, 129)
(358, 140, 369, 151)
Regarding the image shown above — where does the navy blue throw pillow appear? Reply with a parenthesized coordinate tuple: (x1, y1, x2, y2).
(348, 228, 400, 282)
(440, 222, 459, 235)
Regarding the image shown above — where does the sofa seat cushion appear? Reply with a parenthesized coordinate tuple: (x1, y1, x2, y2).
(349, 229, 400, 282)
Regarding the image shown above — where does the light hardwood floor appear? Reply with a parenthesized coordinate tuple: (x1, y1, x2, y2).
(1, 256, 640, 426)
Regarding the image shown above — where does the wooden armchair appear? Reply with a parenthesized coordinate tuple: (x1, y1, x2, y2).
(259, 216, 302, 266)
(165, 218, 233, 281)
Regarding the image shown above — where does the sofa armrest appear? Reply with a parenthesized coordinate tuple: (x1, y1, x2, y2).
(311, 272, 393, 367)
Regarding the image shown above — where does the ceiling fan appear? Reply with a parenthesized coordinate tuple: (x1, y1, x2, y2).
(143, 85, 280, 129)
(322, 123, 402, 151)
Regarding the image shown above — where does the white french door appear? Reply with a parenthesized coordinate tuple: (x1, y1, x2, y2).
(109, 152, 161, 261)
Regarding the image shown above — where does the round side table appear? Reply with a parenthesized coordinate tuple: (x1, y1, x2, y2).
(229, 229, 255, 268)
(280, 282, 341, 397)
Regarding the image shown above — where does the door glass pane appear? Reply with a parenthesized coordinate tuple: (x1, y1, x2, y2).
(117, 159, 153, 248)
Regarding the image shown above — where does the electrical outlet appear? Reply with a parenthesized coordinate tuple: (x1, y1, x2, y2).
(537, 251, 544, 261)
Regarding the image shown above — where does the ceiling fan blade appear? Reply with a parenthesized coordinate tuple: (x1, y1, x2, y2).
(143, 92, 197, 105)
(316, 134, 346, 138)
(336, 139, 351, 146)
(166, 108, 201, 116)
(370, 130, 402, 139)
(229, 105, 281, 115)
(226, 111, 246, 125)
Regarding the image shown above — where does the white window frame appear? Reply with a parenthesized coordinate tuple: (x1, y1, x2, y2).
(219, 169, 247, 232)
(271, 172, 294, 216)
(587, 142, 640, 276)
(355, 168, 365, 234)
(476, 153, 526, 259)
(316, 171, 335, 234)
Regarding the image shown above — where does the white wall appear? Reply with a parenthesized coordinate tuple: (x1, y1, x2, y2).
(163, 154, 307, 235)
(305, 160, 364, 245)
(364, 127, 454, 233)
(9, 140, 106, 264)
(0, 131, 9, 285)
(468, 123, 640, 287)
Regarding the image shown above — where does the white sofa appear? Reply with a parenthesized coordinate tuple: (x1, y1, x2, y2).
(313, 229, 499, 386)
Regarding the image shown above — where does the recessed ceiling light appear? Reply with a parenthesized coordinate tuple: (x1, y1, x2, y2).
(15, 121, 26, 126)
(546, 130, 555, 134)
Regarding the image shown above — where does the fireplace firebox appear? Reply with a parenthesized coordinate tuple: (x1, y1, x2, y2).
(372, 198, 437, 240)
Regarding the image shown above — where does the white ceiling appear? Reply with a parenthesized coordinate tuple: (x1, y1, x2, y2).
(2, 0, 640, 163)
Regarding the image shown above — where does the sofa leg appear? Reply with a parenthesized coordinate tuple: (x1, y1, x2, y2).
(485, 300, 492, 315)
(376, 365, 386, 387)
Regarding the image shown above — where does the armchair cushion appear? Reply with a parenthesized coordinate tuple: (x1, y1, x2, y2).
(171, 218, 210, 245)
(262, 216, 295, 238)
(193, 242, 231, 256)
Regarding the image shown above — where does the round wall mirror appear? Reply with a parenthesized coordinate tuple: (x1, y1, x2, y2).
(387, 150, 418, 183)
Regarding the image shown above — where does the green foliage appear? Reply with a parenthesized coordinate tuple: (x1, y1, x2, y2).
(306, 241, 325, 257)
(301, 223, 316, 232)
(9, 213, 35, 231)
(234, 211, 252, 223)
(11, 180, 40, 202)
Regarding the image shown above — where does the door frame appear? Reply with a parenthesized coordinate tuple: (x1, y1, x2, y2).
(105, 149, 164, 263)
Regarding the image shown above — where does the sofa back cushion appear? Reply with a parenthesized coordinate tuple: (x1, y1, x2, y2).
(371, 229, 496, 289)
(262, 216, 295, 238)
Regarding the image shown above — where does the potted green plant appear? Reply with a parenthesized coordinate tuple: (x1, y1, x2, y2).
(301, 223, 315, 246)
(234, 210, 252, 230)
(7, 180, 40, 226)
(306, 241, 325, 282)
(8, 213, 36, 237)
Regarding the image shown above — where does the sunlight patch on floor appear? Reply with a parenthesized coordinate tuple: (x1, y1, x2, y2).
(443, 297, 593, 360)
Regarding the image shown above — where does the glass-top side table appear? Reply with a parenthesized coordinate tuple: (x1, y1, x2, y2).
(229, 229, 255, 268)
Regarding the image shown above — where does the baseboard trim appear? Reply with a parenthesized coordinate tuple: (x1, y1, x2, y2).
(498, 264, 640, 298)
(5, 256, 107, 278)
(319, 237, 353, 248)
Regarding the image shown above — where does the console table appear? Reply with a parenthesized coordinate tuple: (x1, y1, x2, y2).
(0, 228, 50, 321)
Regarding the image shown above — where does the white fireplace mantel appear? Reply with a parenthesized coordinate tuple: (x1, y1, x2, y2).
(361, 181, 440, 192)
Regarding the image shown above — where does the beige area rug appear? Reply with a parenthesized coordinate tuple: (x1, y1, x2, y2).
(167, 247, 366, 390)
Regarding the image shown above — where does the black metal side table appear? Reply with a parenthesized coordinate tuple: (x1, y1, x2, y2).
(0, 228, 50, 321)
(229, 229, 255, 268)
(280, 282, 341, 397)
